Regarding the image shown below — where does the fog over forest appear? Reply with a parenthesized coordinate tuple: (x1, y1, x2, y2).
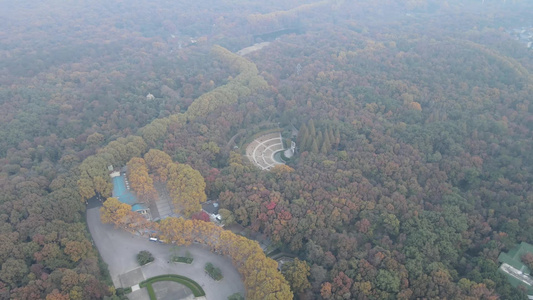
(0, 0, 532, 299)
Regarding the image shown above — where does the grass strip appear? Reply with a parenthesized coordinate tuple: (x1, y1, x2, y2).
(172, 256, 193, 264)
(146, 284, 156, 300)
(140, 274, 206, 297)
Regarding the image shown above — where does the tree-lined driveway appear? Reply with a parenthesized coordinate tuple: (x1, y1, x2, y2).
(86, 206, 245, 300)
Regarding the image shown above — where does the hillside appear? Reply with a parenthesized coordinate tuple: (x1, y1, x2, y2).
(0, 0, 532, 299)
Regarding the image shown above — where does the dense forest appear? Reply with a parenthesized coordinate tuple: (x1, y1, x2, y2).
(0, 0, 532, 299)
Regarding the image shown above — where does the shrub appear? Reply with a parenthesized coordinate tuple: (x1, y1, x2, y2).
(172, 256, 193, 264)
(205, 262, 223, 281)
(115, 287, 131, 299)
(228, 293, 245, 300)
(191, 211, 210, 222)
(137, 250, 154, 266)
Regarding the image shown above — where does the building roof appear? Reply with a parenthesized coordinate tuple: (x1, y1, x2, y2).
(498, 242, 533, 294)
(132, 203, 148, 211)
(202, 201, 219, 215)
(499, 242, 533, 272)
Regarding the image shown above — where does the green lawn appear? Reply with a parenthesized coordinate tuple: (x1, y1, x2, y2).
(139, 274, 206, 299)
(172, 256, 194, 264)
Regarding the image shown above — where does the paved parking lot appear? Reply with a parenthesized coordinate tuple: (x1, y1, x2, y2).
(119, 268, 145, 287)
(87, 207, 245, 300)
(152, 281, 194, 300)
(127, 287, 149, 300)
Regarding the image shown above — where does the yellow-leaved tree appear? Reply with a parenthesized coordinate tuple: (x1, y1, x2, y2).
(159, 217, 292, 300)
(281, 258, 311, 294)
(126, 157, 156, 202)
(166, 162, 207, 217)
(144, 149, 173, 182)
(100, 197, 132, 227)
(408, 101, 422, 111)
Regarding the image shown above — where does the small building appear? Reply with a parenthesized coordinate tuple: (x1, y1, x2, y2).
(146, 93, 155, 100)
(132, 203, 151, 219)
(202, 201, 221, 222)
(277, 257, 294, 271)
(498, 242, 533, 299)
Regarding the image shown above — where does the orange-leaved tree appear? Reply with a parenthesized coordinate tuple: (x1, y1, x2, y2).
(100, 197, 132, 227)
(126, 157, 157, 202)
(159, 217, 292, 299)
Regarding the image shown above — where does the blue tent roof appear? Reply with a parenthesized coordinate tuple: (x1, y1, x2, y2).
(132, 203, 148, 211)
(112, 175, 144, 211)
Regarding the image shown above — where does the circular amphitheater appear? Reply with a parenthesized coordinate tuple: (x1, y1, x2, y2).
(246, 132, 286, 170)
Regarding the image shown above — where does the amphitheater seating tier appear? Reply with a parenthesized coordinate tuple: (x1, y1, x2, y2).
(245, 132, 286, 170)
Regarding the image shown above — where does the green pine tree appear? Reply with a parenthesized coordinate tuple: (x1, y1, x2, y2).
(308, 119, 316, 137)
(297, 124, 308, 147)
(334, 127, 341, 145)
(321, 133, 331, 154)
(311, 139, 319, 154)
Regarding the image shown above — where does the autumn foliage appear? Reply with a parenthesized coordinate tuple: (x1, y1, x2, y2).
(126, 157, 157, 202)
(3, 1, 532, 298)
(522, 253, 533, 271)
(191, 211, 211, 222)
(144, 149, 173, 182)
(100, 197, 152, 231)
(158, 217, 292, 300)
(281, 258, 311, 294)
(78, 136, 147, 201)
(100, 197, 132, 227)
(166, 162, 207, 217)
